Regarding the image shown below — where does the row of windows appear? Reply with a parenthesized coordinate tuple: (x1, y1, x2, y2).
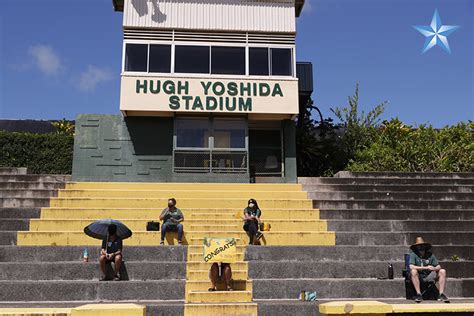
(125, 43, 293, 76)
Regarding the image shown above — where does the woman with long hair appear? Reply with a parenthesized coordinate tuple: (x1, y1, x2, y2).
(243, 198, 263, 245)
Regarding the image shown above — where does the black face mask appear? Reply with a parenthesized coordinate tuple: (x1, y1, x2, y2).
(168, 203, 174, 208)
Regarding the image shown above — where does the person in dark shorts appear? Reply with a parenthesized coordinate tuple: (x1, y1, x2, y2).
(209, 263, 233, 291)
(160, 198, 184, 245)
(409, 237, 449, 303)
(243, 198, 263, 245)
(99, 224, 123, 281)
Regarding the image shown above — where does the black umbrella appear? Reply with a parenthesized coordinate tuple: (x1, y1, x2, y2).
(84, 219, 132, 240)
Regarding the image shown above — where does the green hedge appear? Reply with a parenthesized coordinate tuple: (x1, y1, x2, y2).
(346, 120, 474, 172)
(0, 131, 74, 174)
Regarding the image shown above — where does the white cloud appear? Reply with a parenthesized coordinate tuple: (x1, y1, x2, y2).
(28, 44, 63, 76)
(77, 65, 114, 92)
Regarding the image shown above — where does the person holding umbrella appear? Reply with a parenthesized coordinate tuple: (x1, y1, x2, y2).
(99, 224, 122, 281)
(84, 220, 132, 281)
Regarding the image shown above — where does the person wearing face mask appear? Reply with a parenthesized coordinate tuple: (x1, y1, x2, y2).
(243, 198, 263, 245)
(409, 237, 449, 303)
(159, 198, 184, 245)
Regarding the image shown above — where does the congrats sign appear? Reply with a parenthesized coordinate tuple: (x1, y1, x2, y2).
(120, 76, 299, 115)
(203, 237, 237, 263)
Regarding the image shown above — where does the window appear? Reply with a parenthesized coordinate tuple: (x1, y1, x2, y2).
(249, 48, 269, 76)
(149, 44, 171, 73)
(125, 44, 148, 72)
(271, 48, 292, 76)
(175, 45, 210, 74)
(176, 118, 210, 148)
(211, 47, 245, 75)
(213, 118, 246, 148)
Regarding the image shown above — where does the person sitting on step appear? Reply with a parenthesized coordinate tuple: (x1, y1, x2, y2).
(160, 198, 184, 245)
(209, 262, 233, 291)
(99, 224, 123, 281)
(409, 236, 449, 303)
(243, 198, 263, 245)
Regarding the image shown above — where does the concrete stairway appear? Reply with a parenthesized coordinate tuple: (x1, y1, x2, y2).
(245, 172, 474, 314)
(9, 181, 335, 315)
(0, 168, 69, 246)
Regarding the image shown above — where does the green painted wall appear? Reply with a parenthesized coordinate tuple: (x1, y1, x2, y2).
(72, 114, 252, 182)
(72, 114, 174, 182)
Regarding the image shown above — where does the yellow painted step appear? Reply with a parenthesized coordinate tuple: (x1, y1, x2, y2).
(190, 231, 336, 246)
(49, 198, 313, 209)
(66, 182, 302, 191)
(40, 208, 320, 220)
(18, 231, 335, 246)
(71, 304, 145, 316)
(187, 261, 248, 271)
(29, 220, 327, 232)
(185, 280, 252, 292)
(0, 308, 71, 316)
(58, 190, 307, 199)
(184, 303, 257, 316)
(188, 270, 248, 281)
(187, 290, 253, 303)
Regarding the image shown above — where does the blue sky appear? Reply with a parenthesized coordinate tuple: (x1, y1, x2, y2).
(0, 0, 472, 127)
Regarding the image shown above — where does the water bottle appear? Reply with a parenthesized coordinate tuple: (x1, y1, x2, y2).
(388, 262, 394, 279)
(83, 248, 89, 263)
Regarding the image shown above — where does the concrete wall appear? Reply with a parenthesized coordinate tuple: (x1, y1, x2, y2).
(72, 114, 173, 182)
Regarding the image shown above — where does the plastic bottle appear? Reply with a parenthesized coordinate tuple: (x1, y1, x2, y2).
(83, 248, 89, 263)
(388, 262, 394, 279)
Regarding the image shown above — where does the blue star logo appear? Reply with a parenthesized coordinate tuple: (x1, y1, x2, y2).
(413, 9, 460, 54)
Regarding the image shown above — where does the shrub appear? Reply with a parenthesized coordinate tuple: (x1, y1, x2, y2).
(0, 131, 74, 174)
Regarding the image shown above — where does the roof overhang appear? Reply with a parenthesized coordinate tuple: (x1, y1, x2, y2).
(112, 0, 124, 12)
(295, 0, 305, 17)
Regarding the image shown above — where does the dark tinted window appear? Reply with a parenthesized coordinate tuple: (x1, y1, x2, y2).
(125, 44, 148, 72)
(249, 48, 269, 76)
(211, 47, 245, 75)
(149, 44, 171, 73)
(175, 46, 210, 74)
(271, 48, 292, 76)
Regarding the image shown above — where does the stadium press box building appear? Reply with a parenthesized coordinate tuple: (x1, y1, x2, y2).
(72, 0, 312, 183)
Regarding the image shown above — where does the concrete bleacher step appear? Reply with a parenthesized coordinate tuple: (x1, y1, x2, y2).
(248, 261, 474, 279)
(251, 278, 474, 299)
(327, 219, 474, 231)
(0, 167, 28, 175)
(335, 231, 474, 245)
(299, 177, 474, 185)
(245, 245, 474, 262)
(313, 199, 474, 210)
(65, 182, 303, 190)
(184, 303, 257, 316)
(0, 182, 66, 190)
(320, 209, 474, 220)
(0, 261, 186, 281)
(28, 219, 328, 232)
(0, 208, 41, 219)
(333, 171, 474, 179)
(186, 280, 252, 292)
(16, 231, 336, 246)
(0, 190, 59, 198)
(0, 175, 70, 183)
(48, 198, 313, 209)
(308, 191, 474, 201)
(0, 246, 187, 262)
(0, 220, 29, 231)
(58, 189, 308, 199)
(0, 280, 186, 301)
(301, 184, 474, 193)
(187, 290, 253, 303)
(0, 198, 53, 208)
(0, 232, 17, 245)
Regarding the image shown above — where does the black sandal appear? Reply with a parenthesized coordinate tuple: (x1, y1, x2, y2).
(208, 287, 217, 291)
